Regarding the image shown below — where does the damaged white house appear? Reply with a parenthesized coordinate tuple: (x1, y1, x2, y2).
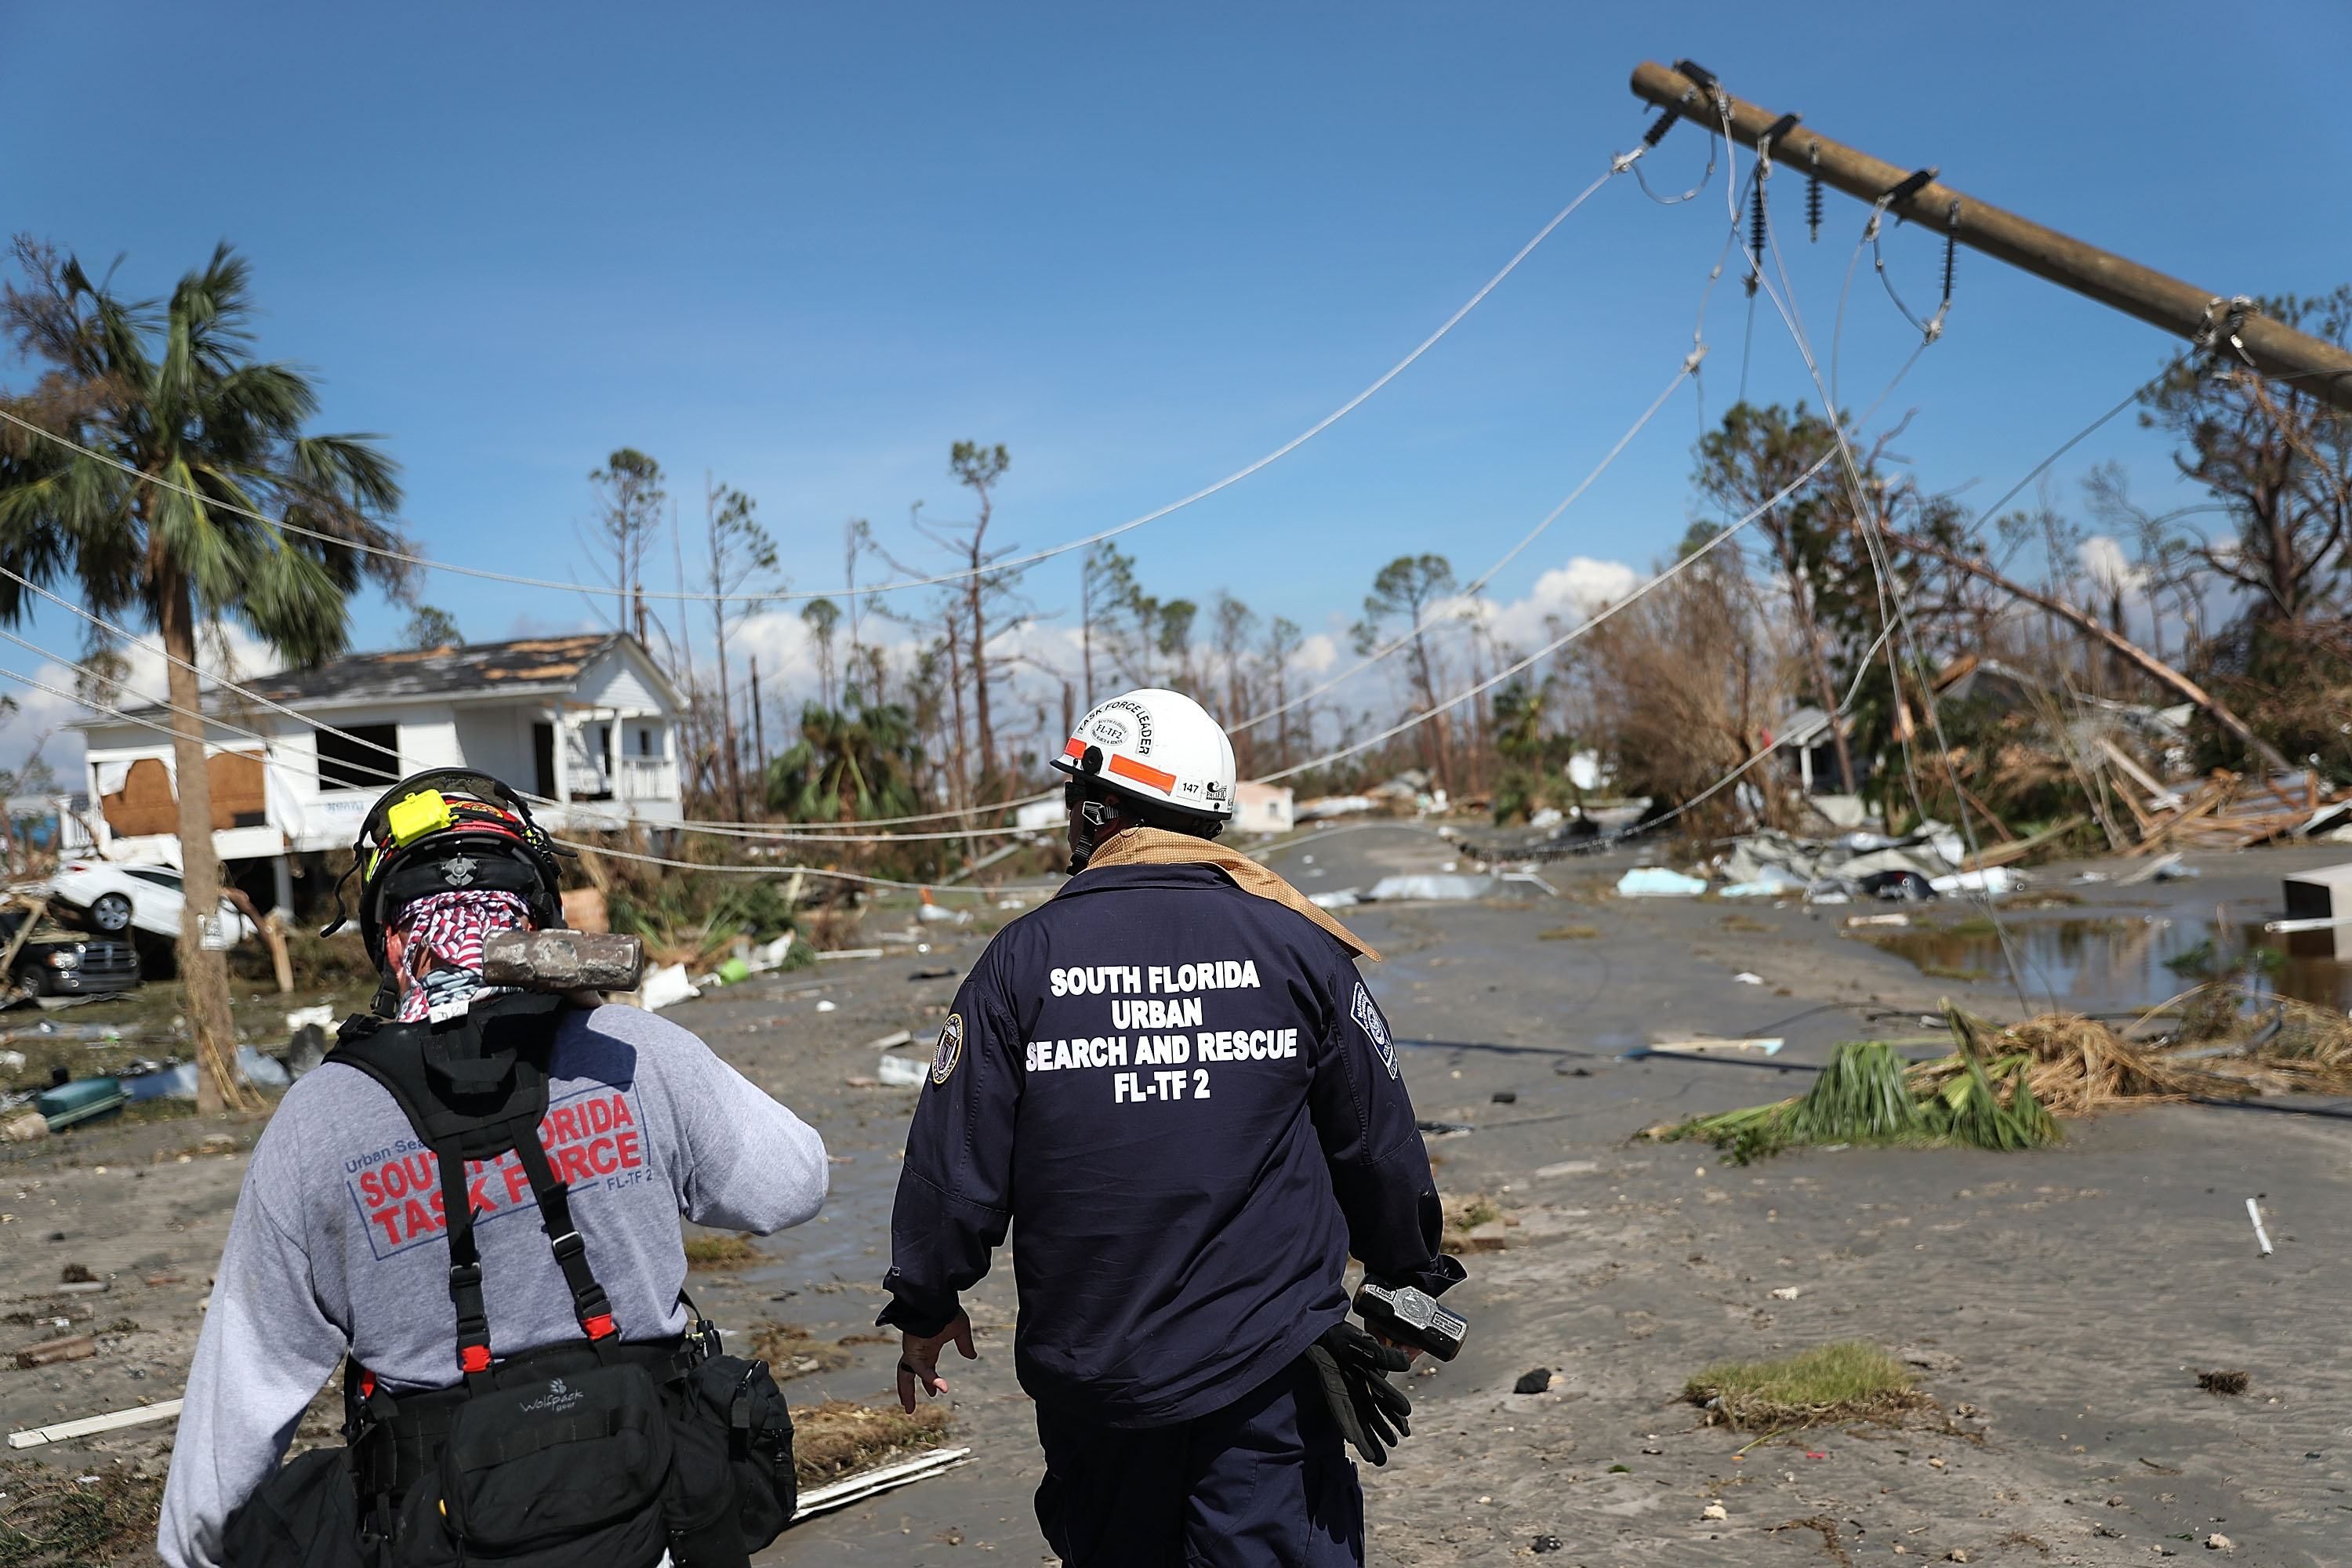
(67, 633, 685, 911)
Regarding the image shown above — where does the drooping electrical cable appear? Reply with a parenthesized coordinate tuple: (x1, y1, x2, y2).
(0, 162, 1625, 612)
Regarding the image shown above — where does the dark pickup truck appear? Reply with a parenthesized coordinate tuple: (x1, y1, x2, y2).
(1, 910, 140, 999)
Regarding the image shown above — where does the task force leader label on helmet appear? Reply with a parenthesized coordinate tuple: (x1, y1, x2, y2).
(931, 1013, 965, 1085)
(1352, 982, 1399, 1078)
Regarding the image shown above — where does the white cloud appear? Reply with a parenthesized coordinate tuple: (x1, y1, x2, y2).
(1436, 555, 1641, 655)
(2078, 535, 2143, 597)
(1293, 633, 1338, 674)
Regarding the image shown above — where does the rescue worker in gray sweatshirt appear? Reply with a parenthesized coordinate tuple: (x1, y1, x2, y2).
(157, 775, 829, 1568)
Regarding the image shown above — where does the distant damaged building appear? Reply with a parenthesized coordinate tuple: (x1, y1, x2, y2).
(67, 633, 685, 913)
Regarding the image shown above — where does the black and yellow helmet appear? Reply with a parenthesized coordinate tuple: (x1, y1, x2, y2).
(323, 769, 568, 973)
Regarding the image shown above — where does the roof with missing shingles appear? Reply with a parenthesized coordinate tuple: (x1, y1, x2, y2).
(82, 633, 640, 724)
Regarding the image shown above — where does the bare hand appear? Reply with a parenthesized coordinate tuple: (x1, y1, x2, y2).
(896, 1309, 977, 1414)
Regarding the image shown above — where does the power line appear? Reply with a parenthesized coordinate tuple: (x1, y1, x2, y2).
(0, 659, 1015, 896)
(0, 163, 1624, 612)
(1230, 354, 1697, 737)
(1250, 449, 1840, 785)
(1713, 97, 2037, 1009)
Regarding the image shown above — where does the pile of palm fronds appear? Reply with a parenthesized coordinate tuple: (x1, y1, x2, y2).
(1918, 1009, 2235, 1116)
(1658, 994, 2352, 1163)
(1661, 1034, 2057, 1164)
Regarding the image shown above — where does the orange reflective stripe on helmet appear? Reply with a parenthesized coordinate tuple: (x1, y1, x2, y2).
(1106, 753, 1177, 793)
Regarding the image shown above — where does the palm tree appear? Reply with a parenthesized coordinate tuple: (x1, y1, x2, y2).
(0, 238, 406, 1111)
(766, 698, 927, 823)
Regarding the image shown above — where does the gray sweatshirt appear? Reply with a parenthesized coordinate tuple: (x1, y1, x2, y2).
(156, 1003, 828, 1568)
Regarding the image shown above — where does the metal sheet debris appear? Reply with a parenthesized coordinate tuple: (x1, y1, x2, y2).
(1616, 867, 1707, 898)
(1640, 1037, 1784, 1057)
(877, 1054, 928, 1088)
(1365, 873, 1496, 902)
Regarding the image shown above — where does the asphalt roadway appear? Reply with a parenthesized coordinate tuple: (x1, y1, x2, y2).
(5, 824, 2349, 1565)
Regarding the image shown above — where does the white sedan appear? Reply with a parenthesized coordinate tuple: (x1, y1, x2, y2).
(45, 862, 255, 950)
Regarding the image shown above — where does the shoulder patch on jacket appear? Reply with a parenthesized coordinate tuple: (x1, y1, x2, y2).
(931, 1013, 965, 1086)
(1350, 982, 1398, 1078)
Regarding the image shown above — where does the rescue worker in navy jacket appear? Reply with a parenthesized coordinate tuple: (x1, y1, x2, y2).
(880, 688, 1464, 1567)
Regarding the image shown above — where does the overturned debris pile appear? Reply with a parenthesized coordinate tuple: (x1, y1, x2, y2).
(2120, 769, 2350, 855)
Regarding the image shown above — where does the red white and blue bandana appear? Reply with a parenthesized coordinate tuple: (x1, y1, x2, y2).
(393, 890, 533, 1022)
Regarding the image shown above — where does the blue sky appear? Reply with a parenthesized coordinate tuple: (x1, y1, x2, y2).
(4, 1, 2349, 755)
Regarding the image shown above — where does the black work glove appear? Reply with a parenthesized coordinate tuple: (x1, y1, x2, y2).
(1303, 1322, 1414, 1466)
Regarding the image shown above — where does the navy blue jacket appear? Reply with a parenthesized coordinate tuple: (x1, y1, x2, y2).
(880, 861, 1458, 1428)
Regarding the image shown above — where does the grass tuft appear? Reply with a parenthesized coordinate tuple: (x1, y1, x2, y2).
(0, 1460, 164, 1566)
(1684, 1342, 1929, 1430)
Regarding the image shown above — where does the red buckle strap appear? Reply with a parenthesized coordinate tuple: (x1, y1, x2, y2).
(459, 1345, 492, 1374)
(583, 1312, 616, 1341)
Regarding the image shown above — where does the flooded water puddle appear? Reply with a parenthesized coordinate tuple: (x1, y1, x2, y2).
(1865, 916, 2352, 1011)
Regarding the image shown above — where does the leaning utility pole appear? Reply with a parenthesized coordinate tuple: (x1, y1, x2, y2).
(1630, 60, 2352, 414)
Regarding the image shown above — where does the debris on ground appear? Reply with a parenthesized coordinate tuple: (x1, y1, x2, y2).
(1363, 873, 1496, 902)
(12, 1334, 96, 1370)
(2196, 1370, 2249, 1396)
(1653, 995, 2352, 1163)
(7, 1398, 184, 1450)
(876, 1054, 928, 1087)
(791, 1399, 953, 1486)
(681, 1233, 760, 1270)
(1538, 925, 1600, 940)
(1685, 1342, 1929, 1430)
(1617, 867, 1707, 898)
(1440, 1193, 1509, 1253)
(1639, 1036, 1783, 1058)
(746, 1322, 855, 1381)
(1657, 1029, 2057, 1164)
(0, 1459, 164, 1559)
(1512, 1367, 1554, 1395)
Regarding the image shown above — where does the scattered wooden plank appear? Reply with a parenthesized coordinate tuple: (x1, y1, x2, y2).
(1962, 815, 2085, 870)
(792, 1446, 972, 1521)
(2096, 738, 2182, 811)
(8, 1398, 182, 1450)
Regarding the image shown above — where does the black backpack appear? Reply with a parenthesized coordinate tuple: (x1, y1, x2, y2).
(222, 993, 796, 1568)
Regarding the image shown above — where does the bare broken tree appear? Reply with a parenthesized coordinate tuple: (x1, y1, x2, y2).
(873, 444, 1029, 806)
(586, 448, 666, 642)
(702, 477, 779, 819)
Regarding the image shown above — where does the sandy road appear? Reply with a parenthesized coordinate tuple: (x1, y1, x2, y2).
(5, 827, 2348, 1566)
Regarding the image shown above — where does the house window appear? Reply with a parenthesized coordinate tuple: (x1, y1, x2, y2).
(317, 724, 397, 793)
(532, 723, 557, 798)
(637, 728, 657, 757)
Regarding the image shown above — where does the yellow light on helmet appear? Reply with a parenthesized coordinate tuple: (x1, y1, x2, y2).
(384, 789, 455, 848)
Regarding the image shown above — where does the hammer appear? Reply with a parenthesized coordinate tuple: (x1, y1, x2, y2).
(480, 930, 648, 996)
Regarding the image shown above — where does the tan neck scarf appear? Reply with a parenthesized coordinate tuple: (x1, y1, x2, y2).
(1067, 826, 1381, 962)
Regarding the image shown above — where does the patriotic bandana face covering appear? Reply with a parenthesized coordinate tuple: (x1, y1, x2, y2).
(394, 890, 532, 1023)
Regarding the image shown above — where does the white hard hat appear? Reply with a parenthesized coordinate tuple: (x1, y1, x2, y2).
(1053, 688, 1237, 821)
